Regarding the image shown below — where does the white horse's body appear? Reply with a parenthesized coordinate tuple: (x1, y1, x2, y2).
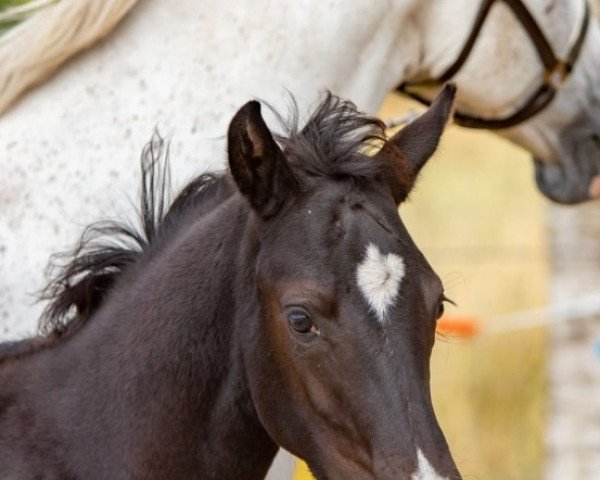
(0, 0, 599, 341)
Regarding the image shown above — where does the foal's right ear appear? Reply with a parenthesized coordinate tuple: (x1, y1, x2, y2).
(228, 101, 297, 217)
(376, 84, 456, 204)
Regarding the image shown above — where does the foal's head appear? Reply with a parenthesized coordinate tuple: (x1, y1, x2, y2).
(228, 86, 459, 480)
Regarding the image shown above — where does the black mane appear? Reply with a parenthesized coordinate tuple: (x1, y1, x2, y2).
(39, 93, 387, 338)
(39, 135, 231, 337)
(275, 92, 386, 180)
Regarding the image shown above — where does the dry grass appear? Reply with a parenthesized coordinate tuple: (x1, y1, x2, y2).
(295, 93, 548, 480)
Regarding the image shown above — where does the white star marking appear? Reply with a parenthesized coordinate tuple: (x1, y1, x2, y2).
(356, 243, 405, 323)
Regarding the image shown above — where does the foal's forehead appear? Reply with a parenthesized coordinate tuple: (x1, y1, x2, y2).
(283, 180, 407, 256)
(269, 177, 438, 273)
(299, 179, 396, 221)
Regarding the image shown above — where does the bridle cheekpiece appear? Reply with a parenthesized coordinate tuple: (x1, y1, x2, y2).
(397, 0, 591, 129)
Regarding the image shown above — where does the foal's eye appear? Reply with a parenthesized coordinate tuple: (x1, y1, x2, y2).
(437, 295, 455, 320)
(287, 309, 318, 335)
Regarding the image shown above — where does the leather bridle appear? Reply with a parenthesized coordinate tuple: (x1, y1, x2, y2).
(397, 0, 591, 129)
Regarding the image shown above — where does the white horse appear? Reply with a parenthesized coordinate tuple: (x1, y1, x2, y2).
(0, 0, 599, 340)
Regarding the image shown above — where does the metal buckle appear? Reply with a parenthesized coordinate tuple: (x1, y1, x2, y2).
(544, 61, 570, 89)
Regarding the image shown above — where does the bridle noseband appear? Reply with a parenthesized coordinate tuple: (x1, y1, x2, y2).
(397, 0, 591, 129)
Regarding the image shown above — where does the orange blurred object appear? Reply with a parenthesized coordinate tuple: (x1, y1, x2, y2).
(436, 315, 480, 338)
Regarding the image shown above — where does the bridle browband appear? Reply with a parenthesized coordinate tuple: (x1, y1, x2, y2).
(397, 0, 591, 129)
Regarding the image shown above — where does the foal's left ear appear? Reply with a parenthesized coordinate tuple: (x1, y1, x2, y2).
(228, 101, 297, 217)
(377, 84, 456, 204)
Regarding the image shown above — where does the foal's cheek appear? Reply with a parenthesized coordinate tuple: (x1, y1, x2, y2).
(258, 295, 282, 343)
(256, 289, 298, 378)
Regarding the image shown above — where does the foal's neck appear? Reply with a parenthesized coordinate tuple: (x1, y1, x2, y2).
(20, 196, 278, 479)
(128, 196, 278, 479)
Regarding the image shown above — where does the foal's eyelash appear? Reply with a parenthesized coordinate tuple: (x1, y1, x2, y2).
(441, 294, 456, 306)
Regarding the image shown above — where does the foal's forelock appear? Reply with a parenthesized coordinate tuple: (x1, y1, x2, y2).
(275, 93, 387, 181)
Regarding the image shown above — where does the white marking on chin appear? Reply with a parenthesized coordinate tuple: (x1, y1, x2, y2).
(411, 449, 448, 480)
(356, 243, 405, 322)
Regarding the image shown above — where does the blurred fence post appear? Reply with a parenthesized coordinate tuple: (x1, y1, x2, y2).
(546, 202, 600, 479)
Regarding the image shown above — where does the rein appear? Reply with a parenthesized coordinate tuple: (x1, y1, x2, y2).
(397, 0, 591, 129)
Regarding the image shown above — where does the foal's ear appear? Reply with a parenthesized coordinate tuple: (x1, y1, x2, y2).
(377, 84, 456, 204)
(228, 101, 297, 217)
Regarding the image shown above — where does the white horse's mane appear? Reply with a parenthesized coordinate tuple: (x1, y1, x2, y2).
(0, 0, 141, 114)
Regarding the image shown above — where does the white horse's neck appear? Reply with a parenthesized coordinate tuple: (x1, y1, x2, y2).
(0, 1, 591, 149)
(64, 0, 422, 172)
